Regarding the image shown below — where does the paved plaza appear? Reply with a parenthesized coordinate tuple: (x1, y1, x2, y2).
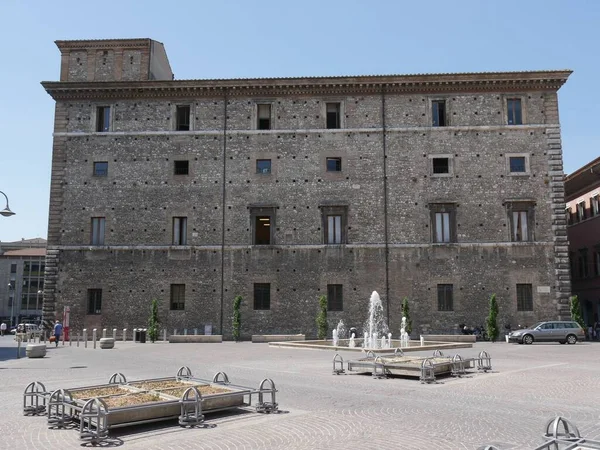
(0, 336, 599, 449)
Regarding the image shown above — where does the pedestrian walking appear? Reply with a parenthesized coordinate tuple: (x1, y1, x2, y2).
(0, 322, 6, 336)
(53, 320, 63, 347)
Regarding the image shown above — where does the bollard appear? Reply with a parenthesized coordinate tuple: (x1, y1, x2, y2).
(184, 328, 188, 335)
(102, 328, 107, 339)
(62, 331, 65, 346)
(17, 336, 21, 359)
(77, 333, 80, 347)
(420, 335, 425, 346)
(69, 333, 72, 346)
(163, 329, 167, 341)
(174, 328, 177, 336)
(93, 329, 97, 349)
(123, 328, 127, 342)
(133, 328, 137, 342)
(83, 329, 88, 348)
(194, 328, 198, 335)
(113, 328, 117, 340)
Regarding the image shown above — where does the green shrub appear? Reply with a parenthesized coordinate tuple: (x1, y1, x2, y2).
(232, 295, 242, 342)
(570, 295, 586, 331)
(147, 299, 159, 343)
(486, 294, 499, 342)
(316, 295, 328, 340)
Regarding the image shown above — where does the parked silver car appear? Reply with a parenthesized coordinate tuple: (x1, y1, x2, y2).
(508, 321, 585, 345)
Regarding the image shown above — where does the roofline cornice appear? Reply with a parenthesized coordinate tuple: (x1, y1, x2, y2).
(55, 38, 153, 51)
(41, 70, 572, 101)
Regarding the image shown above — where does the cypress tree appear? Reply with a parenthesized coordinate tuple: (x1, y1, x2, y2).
(147, 299, 159, 343)
(486, 294, 499, 342)
(232, 295, 242, 342)
(570, 295, 586, 331)
(316, 295, 328, 340)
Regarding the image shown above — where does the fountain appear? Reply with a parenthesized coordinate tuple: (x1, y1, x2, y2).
(363, 291, 389, 349)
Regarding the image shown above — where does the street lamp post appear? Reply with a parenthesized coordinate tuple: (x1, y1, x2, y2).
(36, 290, 42, 324)
(8, 283, 14, 328)
(0, 191, 15, 217)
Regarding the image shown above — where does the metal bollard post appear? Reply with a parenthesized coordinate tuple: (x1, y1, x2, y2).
(184, 328, 188, 335)
(174, 328, 177, 336)
(77, 333, 80, 347)
(93, 329, 97, 349)
(163, 329, 167, 341)
(113, 328, 117, 340)
(102, 328, 107, 339)
(69, 333, 72, 346)
(133, 328, 137, 342)
(83, 329, 88, 348)
(17, 336, 21, 359)
(194, 328, 198, 335)
(123, 328, 127, 342)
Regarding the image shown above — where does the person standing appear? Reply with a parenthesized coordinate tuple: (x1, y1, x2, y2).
(0, 322, 6, 336)
(53, 320, 63, 347)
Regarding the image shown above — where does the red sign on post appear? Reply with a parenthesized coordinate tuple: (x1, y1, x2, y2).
(63, 306, 70, 341)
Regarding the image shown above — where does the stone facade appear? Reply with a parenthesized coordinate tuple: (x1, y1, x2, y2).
(41, 38, 572, 338)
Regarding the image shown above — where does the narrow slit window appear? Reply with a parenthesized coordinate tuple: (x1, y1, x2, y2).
(172, 217, 187, 245)
(507, 98, 522, 125)
(437, 284, 453, 311)
(257, 104, 271, 130)
(255, 216, 271, 245)
(432, 100, 446, 127)
(327, 215, 342, 244)
(96, 106, 111, 132)
(254, 283, 271, 310)
(176, 105, 191, 131)
(91, 217, 106, 245)
(87, 289, 102, 315)
(170, 284, 185, 310)
(327, 284, 343, 311)
(516, 284, 533, 311)
(435, 212, 450, 243)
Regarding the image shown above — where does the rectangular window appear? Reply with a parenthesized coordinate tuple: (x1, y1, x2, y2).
(93, 161, 108, 177)
(435, 213, 450, 242)
(174, 160, 189, 175)
(509, 156, 526, 173)
(592, 195, 599, 217)
(253, 283, 271, 310)
(577, 201, 586, 222)
(437, 284, 453, 311)
(594, 251, 600, 277)
(91, 217, 106, 245)
(96, 106, 111, 132)
(326, 215, 342, 244)
(327, 284, 343, 311)
(21, 294, 28, 310)
(170, 284, 185, 310)
(432, 100, 446, 127)
(256, 159, 272, 174)
(578, 249, 588, 278)
(430, 204, 456, 243)
(507, 98, 522, 125)
(176, 105, 190, 131)
(516, 284, 533, 311)
(326, 157, 342, 172)
(172, 217, 187, 245)
(512, 211, 529, 241)
(326, 103, 341, 129)
(10, 263, 16, 273)
(507, 202, 534, 242)
(257, 104, 271, 130)
(254, 216, 271, 245)
(432, 157, 449, 174)
(87, 289, 102, 315)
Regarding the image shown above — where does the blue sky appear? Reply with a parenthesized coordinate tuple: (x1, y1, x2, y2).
(0, 0, 598, 242)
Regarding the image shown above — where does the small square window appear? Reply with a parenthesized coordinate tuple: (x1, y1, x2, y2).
(507, 98, 522, 125)
(326, 157, 342, 172)
(437, 284, 453, 311)
(96, 106, 110, 132)
(87, 289, 102, 315)
(327, 284, 343, 311)
(432, 158, 449, 174)
(254, 283, 271, 310)
(256, 159, 272, 174)
(170, 284, 185, 310)
(176, 105, 190, 131)
(93, 161, 108, 177)
(257, 104, 271, 130)
(326, 103, 341, 129)
(174, 160, 189, 175)
(432, 100, 446, 127)
(516, 284, 533, 311)
(509, 156, 526, 173)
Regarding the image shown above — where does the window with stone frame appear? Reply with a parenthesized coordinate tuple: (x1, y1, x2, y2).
(320, 205, 347, 245)
(577, 201, 586, 222)
(326, 102, 341, 129)
(253, 283, 271, 310)
(507, 98, 522, 125)
(87, 289, 102, 315)
(256, 159, 272, 174)
(326, 157, 342, 172)
(172, 217, 188, 245)
(506, 201, 535, 242)
(91, 217, 105, 245)
(96, 106, 111, 132)
(257, 104, 272, 130)
(591, 194, 600, 217)
(250, 207, 276, 245)
(593, 248, 600, 277)
(437, 284, 453, 311)
(174, 160, 189, 176)
(170, 284, 185, 310)
(432, 100, 446, 127)
(93, 161, 108, 177)
(430, 203, 457, 243)
(176, 105, 191, 131)
(516, 284, 533, 311)
(327, 284, 343, 311)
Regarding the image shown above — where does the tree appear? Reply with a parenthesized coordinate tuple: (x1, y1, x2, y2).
(232, 295, 242, 342)
(147, 299, 159, 343)
(570, 295, 586, 332)
(486, 293, 499, 342)
(401, 297, 412, 336)
(316, 295, 328, 340)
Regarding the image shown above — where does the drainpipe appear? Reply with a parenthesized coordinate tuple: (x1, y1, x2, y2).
(381, 85, 390, 327)
(219, 89, 228, 336)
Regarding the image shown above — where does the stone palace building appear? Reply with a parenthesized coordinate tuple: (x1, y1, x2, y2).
(41, 38, 572, 338)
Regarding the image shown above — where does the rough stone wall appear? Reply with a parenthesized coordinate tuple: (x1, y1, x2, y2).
(45, 86, 568, 338)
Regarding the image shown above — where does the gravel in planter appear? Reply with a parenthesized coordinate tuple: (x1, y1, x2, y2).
(70, 386, 128, 399)
(157, 384, 233, 398)
(101, 393, 163, 408)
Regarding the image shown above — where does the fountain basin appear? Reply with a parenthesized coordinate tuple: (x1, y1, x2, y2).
(268, 338, 472, 352)
(346, 354, 474, 377)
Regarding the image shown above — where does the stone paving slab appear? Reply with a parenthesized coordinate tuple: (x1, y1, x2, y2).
(1, 335, 599, 449)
